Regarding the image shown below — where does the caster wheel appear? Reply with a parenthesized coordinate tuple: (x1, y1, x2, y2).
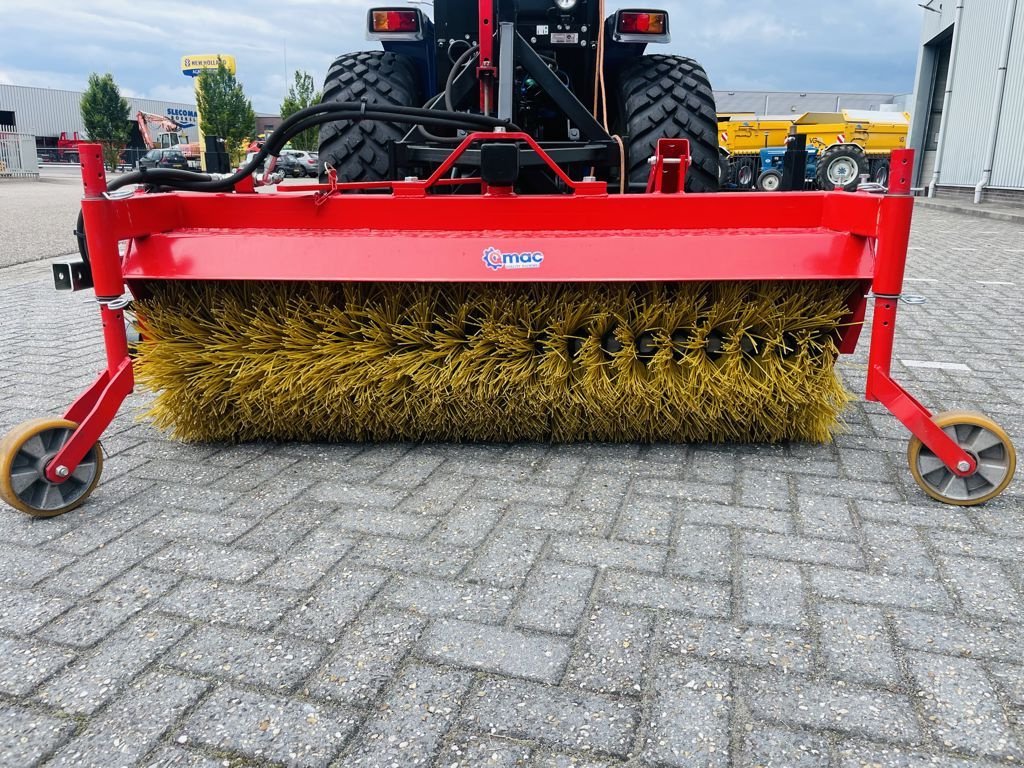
(908, 411, 1016, 506)
(0, 418, 103, 517)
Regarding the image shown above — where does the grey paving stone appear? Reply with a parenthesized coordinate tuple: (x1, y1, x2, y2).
(440, 731, 533, 767)
(796, 474, 900, 502)
(927, 530, 1024, 562)
(306, 610, 428, 707)
(741, 724, 830, 768)
(419, 618, 571, 683)
(549, 534, 666, 574)
(988, 662, 1024, 707)
(938, 555, 1024, 622)
(0, 543, 75, 588)
(47, 670, 210, 767)
(860, 522, 938, 577)
(35, 613, 190, 716)
(308, 482, 408, 508)
(323, 506, 436, 540)
(139, 746, 227, 767)
(0, 635, 76, 696)
(565, 606, 653, 696)
(254, 527, 356, 590)
(893, 610, 1024, 663)
(807, 566, 952, 611)
(180, 684, 359, 768)
(796, 496, 857, 541)
(282, 567, 389, 642)
(462, 677, 638, 757)
(159, 579, 300, 630)
(148, 540, 276, 583)
(374, 452, 446, 488)
(474, 480, 573, 507)
(398, 473, 477, 516)
(147, 482, 241, 514)
(856, 500, 976, 531)
(741, 671, 921, 744)
(340, 661, 473, 767)
(681, 503, 794, 534)
(741, 557, 805, 629)
(643, 659, 731, 767)
(909, 651, 1023, 759)
(659, 616, 813, 673)
(43, 535, 166, 597)
(633, 477, 732, 505)
(232, 503, 327, 555)
(169, 625, 325, 692)
(742, 532, 863, 568)
(511, 561, 595, 635)
(434, 500, 506, 546)
(508, 504, 611, 536)
(598, 570, 729, 618)
(0, 703, 76, 766)
(834, 741, 1009, 767)
(0, 587, 73, 635)
(738, 470, 792, 509)
(531, 752, 623, 767)
(667, 524, 732, 582)
(464, 527, 548, 588)
(816, 602, 901, 687)
(383, 575, 515, 624)
(612, 496, 674, 545)
(347, 535, 471, 579)
(39, 566, 180, 648)
(136, 508, 255, 544)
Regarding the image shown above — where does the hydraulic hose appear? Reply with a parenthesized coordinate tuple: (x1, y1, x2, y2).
(76, 101, 520, 265)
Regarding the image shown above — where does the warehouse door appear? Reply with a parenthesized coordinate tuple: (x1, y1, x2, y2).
(920, 33, 952, 185)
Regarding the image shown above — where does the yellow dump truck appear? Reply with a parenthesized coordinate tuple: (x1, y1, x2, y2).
(719, 110, 910, 191)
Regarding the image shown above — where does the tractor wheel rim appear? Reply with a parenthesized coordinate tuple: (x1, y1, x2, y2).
(827, 157, 859, 185)
(9, 427, 98, 511)
(915, 424, 1012, 502)
(762, 175, 779, 191)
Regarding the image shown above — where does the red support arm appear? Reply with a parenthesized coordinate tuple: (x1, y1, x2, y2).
(45, 145, 134, 483)
(863, 150, 976, 477)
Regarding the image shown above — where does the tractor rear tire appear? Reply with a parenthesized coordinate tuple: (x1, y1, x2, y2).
(318, 51, 422, 183)
(615, 54, 720, 193)
(816, 145, 867, 192)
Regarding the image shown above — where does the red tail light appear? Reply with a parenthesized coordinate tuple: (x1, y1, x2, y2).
(614, 9, 670, 42)
(368, 8, 422, 38)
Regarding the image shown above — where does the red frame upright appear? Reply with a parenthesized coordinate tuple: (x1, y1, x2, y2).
(42, 142, 977, 484)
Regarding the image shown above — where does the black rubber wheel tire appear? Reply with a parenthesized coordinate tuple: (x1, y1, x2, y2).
(816, 145, 867, 191)
(735, 157, 758, 190)
(756, 169, 782, 192)
(871, 159, 890, 186)
(318, 51, 422, 183)
(614, 54, 720, 193)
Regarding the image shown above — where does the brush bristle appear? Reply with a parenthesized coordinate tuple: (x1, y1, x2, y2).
(132, 281, 855, 443)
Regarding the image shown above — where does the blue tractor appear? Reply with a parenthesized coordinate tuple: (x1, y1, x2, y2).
(754, 146, 819, 191)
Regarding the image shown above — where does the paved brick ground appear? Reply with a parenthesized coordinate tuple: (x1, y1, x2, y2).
(0, 206, 1021, 767)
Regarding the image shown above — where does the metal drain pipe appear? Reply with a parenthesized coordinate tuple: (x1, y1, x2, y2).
(929, 0, 966, 197)
(974, 0, 1018, 204)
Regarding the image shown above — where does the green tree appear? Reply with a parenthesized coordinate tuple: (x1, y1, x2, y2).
(196, 61, 256, 164)
(280, 70, 322, 151)
(80, 73, 131, 171)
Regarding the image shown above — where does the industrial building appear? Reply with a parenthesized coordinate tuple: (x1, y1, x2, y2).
(715, 91, 906, 115)
(0, 83, 200, 155)
(908, 0, 1024, 202)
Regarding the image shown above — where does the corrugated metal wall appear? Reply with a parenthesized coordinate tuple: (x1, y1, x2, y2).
(714, 91, 900, 114)
(917, 0, 1024, 190)
(0, 84, 198, 142)
(991, 0, 1024, 187)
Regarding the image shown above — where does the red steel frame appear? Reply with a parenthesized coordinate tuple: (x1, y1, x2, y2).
(42, 142, 977, 485)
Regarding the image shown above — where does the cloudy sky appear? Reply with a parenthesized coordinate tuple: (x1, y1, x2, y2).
(1, 0, 924, 113)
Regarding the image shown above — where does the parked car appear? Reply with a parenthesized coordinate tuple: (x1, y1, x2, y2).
(273, 153, 307, 178)
(281, 149, 319, 177)
(137, 149, 190, 171)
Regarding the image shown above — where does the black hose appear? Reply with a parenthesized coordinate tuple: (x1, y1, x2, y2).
(77, 100, 519, 265)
